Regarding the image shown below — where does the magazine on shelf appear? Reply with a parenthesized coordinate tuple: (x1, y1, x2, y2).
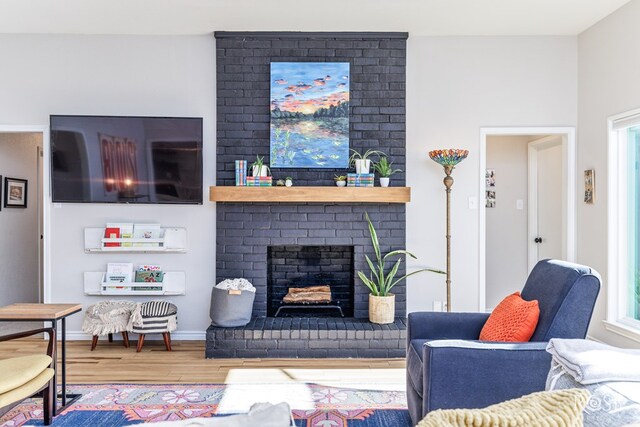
(135, 271, 164, 283)
(106, 223, 134, 247)
(133, 223, 162, 247)
(103, 227, 120, 247)
(106, 263, 134, 283)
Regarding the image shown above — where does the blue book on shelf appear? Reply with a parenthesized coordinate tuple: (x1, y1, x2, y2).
(235, 160, 247, 186)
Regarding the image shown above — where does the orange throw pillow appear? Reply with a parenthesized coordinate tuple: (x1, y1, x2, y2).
(479, 292, 540, 342)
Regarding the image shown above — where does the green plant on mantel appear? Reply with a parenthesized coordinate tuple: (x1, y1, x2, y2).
(250, 155, 270, 176)
(373, 156, 402, 178)
(357, 212, 444, 297)
(334, 175, 347, 182)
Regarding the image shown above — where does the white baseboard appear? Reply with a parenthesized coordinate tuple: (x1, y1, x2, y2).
(62, 330, 206, 341)
(586, 334, 603, 343)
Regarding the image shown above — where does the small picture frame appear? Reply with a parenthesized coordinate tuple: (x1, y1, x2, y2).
(4, 177, 28, 208)
(485, 169, 496, 188)
(486, 190, 496, 208)
(584, 169, 595, 204)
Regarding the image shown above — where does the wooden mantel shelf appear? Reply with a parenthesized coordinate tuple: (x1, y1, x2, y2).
(209, 186, 411, 203)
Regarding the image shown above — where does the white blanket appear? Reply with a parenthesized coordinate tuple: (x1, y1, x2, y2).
(546, 338, 640, 385)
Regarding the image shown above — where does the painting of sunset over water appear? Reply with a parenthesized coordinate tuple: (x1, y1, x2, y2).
(270, 62, 350, 168)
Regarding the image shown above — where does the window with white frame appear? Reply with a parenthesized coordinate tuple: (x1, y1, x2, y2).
(608, 108, 640, 336)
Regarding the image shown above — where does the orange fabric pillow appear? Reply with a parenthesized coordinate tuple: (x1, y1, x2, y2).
(479, 292, 540, 342)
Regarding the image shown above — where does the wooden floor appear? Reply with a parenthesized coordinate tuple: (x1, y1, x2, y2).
(0, 338, 406, 388)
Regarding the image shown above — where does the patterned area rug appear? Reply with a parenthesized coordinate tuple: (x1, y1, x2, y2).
(0, 384, 411, 426)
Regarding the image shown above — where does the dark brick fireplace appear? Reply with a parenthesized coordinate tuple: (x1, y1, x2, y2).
(207, 31, 408, 358)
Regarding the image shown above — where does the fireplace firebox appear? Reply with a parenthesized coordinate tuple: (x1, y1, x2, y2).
(267, 245, 354, 318)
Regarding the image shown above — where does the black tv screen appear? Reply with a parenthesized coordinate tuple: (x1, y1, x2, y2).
(50, 115, 203, 204)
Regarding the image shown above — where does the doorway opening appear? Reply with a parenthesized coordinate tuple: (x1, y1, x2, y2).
(0, 126, 49, 334)
(479, 127, 576, 312)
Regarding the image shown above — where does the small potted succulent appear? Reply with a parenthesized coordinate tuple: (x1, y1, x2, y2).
(373, 157, 402, 187)
(251, 155, 270, 177)
(349, 149, 385, 174)
(285, 177, 293, 187)
(334, 175, 347, 187)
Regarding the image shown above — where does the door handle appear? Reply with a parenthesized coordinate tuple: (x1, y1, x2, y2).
(534, 237, 542, 244)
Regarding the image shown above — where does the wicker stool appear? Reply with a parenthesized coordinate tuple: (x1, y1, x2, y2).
(82, 300, 137, 351)
(131, 301, 177, 352)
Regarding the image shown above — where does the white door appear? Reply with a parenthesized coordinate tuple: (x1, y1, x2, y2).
(529, 136, 564, 269)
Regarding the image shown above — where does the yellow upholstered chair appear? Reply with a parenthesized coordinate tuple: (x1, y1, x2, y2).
(0, 328, 56, 425)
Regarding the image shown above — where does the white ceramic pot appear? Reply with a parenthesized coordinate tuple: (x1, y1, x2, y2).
(285, 179, 293, 187)
(336, 181, 346, 187)
(379, 177, 390, 187)
(354, 159, 371, 174)
(252, 165, 268, 177)
(369, 294, 395, 324)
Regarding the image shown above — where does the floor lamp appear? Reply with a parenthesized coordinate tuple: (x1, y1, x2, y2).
(428, 149, 468, 312)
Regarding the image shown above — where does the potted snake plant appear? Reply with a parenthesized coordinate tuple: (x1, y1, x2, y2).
(358, 213, 444, 324)
(373, 156, 402, 187)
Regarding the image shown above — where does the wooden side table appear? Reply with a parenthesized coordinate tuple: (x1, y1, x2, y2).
(0, 303, 82, 415)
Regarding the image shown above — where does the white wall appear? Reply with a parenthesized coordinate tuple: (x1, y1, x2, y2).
(0, 33, 581, 336)
(485, 135, 529, 310)
(0, 35, 216, 338)
(406, 36, 578, 313)
(0, 132, 42, 306)
(578, 0, 640, 347)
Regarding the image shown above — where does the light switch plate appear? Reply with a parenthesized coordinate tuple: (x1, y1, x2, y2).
(468, 196, 477, 210)
(516, 199, 524, 210)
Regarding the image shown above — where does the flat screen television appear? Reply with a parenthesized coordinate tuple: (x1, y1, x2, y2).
(50, 115, 203, 204)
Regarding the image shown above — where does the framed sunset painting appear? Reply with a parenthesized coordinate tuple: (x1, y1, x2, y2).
(270, 62, 350, 168)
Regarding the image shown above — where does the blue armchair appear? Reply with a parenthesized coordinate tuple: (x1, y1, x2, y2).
(406, 259, 601, 425)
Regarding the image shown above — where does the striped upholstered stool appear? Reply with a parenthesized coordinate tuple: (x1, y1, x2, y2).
(131, 301, 178, 352)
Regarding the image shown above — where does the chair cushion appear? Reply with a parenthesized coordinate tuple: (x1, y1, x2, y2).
(407, 339, 428, 397)
(417, 388, 589, 427)
(0, 367, 54, 408)
(0, 354, 52, 394)
(480, 292, 539, 342)
(141, 301, 177, 317)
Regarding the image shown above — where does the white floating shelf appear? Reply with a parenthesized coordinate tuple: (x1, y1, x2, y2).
(83, 271, 186, 296)
(84, 227, 187, 253)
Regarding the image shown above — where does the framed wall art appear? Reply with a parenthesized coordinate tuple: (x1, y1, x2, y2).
(270, 62, 350, 168)
(584, 169, 595, 204)
(4, 177, 27, 208)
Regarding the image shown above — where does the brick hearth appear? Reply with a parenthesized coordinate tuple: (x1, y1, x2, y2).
(206, 317, 406, 358)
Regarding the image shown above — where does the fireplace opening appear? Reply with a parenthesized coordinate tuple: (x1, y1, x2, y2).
(267, 245, 355, 318)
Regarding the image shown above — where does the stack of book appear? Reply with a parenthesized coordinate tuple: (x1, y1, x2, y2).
(347, 173, 375, 187)
(235, 160, 248, 186)
(246, 176, 273, 187)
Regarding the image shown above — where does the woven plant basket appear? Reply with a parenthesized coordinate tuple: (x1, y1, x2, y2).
(369, 294, 395, 324)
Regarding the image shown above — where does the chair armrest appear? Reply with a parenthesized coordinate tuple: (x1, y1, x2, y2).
(422, 340, 551, 413)
(0, 327, 56, 359)
(407, 312, 490, 342)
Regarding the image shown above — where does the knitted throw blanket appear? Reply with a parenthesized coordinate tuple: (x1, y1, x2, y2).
(417, 389, 590, 427)
(82, 301, 142, 336)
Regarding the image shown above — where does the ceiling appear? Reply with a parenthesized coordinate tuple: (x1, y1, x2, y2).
(0, 0, 630, 36)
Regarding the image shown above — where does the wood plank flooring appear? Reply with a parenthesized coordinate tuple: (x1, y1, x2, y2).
(0, 339, 406, 388)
